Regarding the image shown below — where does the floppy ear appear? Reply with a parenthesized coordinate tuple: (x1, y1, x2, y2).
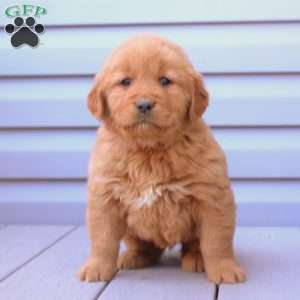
(188, 72, 209, 122)
(87, 76, 108, 120)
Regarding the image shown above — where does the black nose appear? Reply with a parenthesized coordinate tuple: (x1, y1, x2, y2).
(135, 100, 155, 114)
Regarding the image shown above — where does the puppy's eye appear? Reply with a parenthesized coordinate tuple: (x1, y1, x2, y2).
(160, 77, 172, 86)
(120, 78, 131, 87)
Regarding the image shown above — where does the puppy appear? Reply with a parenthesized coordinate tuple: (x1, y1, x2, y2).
(78, 34, 246, 284)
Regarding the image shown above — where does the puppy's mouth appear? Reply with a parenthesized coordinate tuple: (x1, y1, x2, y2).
(132, 119, 161, 130)
(118, 113, 160, 130)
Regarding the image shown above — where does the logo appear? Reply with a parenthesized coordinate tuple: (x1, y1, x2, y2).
(4, 5, 47, 48)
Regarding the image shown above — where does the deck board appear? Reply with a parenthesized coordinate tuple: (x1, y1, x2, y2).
(219, 227, 300, 300)
(0, 225, 74, 281)
(0, 226, 298, 300)
(100, 246, 215, 300)
(0, 227, 106, 300)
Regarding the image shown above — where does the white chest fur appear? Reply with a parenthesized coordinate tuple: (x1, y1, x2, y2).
(133, 185, 162, 208)
(132, 183, 190, 209)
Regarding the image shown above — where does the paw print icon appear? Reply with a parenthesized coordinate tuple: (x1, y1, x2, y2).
(5, 16, 44, 48)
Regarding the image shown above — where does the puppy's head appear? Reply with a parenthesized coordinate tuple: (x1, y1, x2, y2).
(88, 35, 208, 147)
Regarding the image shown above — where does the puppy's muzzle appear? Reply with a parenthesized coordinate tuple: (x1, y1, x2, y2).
(135, 99, 155, 114)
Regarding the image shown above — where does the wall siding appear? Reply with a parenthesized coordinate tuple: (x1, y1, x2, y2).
(0, 1, 299, 225)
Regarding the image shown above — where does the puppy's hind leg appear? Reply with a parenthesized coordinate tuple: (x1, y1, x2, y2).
(181, 239, 204, 272)
(118, 232, 164, 269)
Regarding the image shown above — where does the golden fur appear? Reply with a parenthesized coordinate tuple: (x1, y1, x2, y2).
(78, 35, 246, 284)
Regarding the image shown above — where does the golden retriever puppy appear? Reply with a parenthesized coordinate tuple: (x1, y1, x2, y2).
(78, 34, 246, 284)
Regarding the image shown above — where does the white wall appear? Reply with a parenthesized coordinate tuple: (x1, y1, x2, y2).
(0, 0, 300, 225)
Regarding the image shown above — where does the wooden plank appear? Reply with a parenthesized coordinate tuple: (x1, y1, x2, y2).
(219, 227, 300, 300)
(234, 180, 300, 226)
(1, 199, 299, 227)
(7, 126, 299, 154)
(101, 246, 215, 300)
(0, 225, 74, 281)
(1, 179, 299, 206)
(1, 23, 300, 76)
(0, 180, 299, 226)
(0, 180, 86, 205)
(0, 128, 299, 179)
(237, 202, 300, 226)
(1, 39, 299, 76)
(233, 180, 300, 204)
(1, 74, 300, 127)
(1, 0, 300, 25)
(0, 202, 85, 225)
(206, 97, 300, 127)
(2, 97, 300, 128)
(0, 227, 106, 300)
(0, 99, 95, 128)
(0, 150, 88, 179)
(25, 23, 300, 52)
(0, 147, 299, 179)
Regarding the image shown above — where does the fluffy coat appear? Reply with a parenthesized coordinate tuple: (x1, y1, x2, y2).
(78, 35, 246, 284)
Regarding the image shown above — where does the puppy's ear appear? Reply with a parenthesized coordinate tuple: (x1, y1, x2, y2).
(188, 72, 209, 122)
(87, 76, 108, 120)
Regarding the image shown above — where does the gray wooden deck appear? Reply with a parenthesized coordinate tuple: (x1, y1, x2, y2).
(0, 226, 299, 300)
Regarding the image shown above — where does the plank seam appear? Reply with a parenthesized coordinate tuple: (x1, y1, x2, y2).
(0, 226, 78, 283)
(214, 284, 219, 300)
(0, 73, 300, 81)
(2, 125, 300, 130)
(2, 20, 300, 29)
(2, 176, 300, 181)
(2, 72, 300, 80)
(95, 271, 119, 299)
(0, 178, 300, 183)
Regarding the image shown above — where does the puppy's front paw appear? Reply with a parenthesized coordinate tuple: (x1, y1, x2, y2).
(181, 251, 204, 272)
(78, 257, 116, 282)
(205, 258, 246, 284)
